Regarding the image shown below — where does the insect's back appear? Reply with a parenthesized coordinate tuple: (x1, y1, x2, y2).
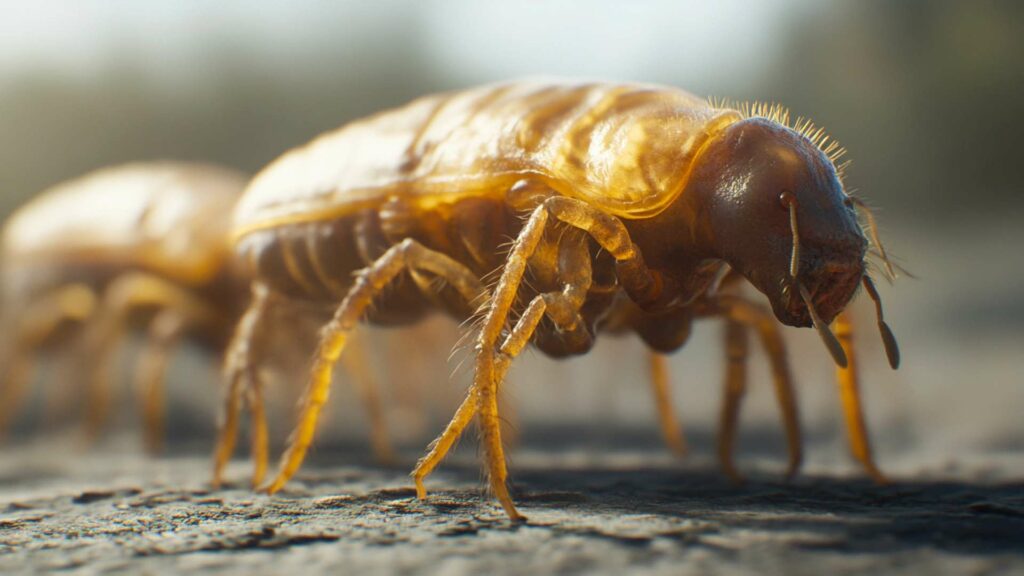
(2, 162, 248, 288)
(233, 80, 742, 240)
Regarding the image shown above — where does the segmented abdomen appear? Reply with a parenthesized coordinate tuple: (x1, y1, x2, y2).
(237, 196, 516, 323)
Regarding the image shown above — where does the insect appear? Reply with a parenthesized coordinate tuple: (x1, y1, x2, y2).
(219, 80, 900, 520)
(0, 162, 400, 462)
(0, 162, 405, 470)
(0, 162, 252, 449)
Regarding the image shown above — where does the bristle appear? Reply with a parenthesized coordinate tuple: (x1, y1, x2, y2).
(709, 97, 850, 185)
(835, 159, 852, 181)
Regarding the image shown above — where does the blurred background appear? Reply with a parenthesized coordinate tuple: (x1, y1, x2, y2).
(1, 0, 1021, 477)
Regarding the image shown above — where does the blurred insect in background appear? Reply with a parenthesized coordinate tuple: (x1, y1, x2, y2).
(0, 163, 399, 465)
(219, 80, 900, 520)
(0, 162, 249, 450)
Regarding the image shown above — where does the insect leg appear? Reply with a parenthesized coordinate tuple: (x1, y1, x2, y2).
(471, 194, 661, 518)
(264, 239, 485, 494)
(709, 295, 802, 479)
(542, 197, 662, 308)
(0, 284, 96, 437)
(82, 273, 222, 442)
(213, 284, 273, 488)
(338, 333, 396, 464)
(833, 311, 887, 483)
(411, 295, 546, 500)
(133, 309, 187, 454)
(718, 318, 749, 483)
(648, 352, 687, 458)
(412, 230, 593, 502)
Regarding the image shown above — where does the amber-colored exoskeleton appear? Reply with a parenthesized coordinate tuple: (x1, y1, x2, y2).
(219, 80, 901, 520)
(0, 162, 253, 450)
(0, 161, 402, 465)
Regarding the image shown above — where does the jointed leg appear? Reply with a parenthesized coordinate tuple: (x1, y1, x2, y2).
(213, 284, 273, 488)
(339, 333, 396, 464)
(83, 273, 222, 441)
(833, 312, 887, 483)
(649, 352, 687, 458)
(413, 228, 593, 510)
(133, 309, 187, 454)
(710, 295, 802, 479)
(411, 277, 567, 498)
(718, 318, 749, 483)
(264, 239, 485, 494)
(0, 284, 97, 437)
(421, 195, 658, 519)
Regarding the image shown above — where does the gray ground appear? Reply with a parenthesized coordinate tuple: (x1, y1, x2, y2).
(0, 437, 1021, 576)
(1, 221, 1022, 575)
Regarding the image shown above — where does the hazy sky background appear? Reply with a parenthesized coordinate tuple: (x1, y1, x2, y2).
(0, 1, 809, 83)
(0, 1, 1020, 465)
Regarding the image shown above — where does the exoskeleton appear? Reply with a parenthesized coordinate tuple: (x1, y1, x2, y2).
(218, 80, 900, 520)
(0, 162, 404, 464)
(0, 162, 255, 449)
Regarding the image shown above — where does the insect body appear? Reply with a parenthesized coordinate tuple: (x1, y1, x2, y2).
(0, 162, 249, 449)
(221, 80, 900, 520)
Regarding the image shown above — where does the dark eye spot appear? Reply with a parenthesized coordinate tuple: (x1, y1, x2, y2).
(778, 190, 795, 210)
(843, 197, 855, 209)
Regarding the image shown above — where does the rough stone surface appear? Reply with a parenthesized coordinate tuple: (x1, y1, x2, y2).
(0, 441, 1020, 575)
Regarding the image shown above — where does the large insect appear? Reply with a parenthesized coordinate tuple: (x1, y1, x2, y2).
(218, 80, 900, 520)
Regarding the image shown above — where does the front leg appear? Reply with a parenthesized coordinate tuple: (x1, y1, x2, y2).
(717, 317, 750, 483)
(833, 311, 886, 483)
(702, 294, 802, 480)
(424, 192, 663, 520)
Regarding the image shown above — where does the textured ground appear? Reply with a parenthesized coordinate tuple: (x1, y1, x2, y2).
(0, 438, 1021, 576)
(0, 222, 1021, 575)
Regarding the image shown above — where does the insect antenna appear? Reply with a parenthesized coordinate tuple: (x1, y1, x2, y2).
(861, 275, 900, 369)
(868, 249, 917, 280)
(781, 191, 801, 278)
(849, 196, 896, 281)
(798, 283, 848, 368)
(784, 190, 847, 367)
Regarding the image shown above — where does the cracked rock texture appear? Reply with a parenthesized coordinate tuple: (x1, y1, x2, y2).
(0, 441, 1020, 576)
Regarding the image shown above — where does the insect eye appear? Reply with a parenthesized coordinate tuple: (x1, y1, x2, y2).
(843, 197, 855, 209)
